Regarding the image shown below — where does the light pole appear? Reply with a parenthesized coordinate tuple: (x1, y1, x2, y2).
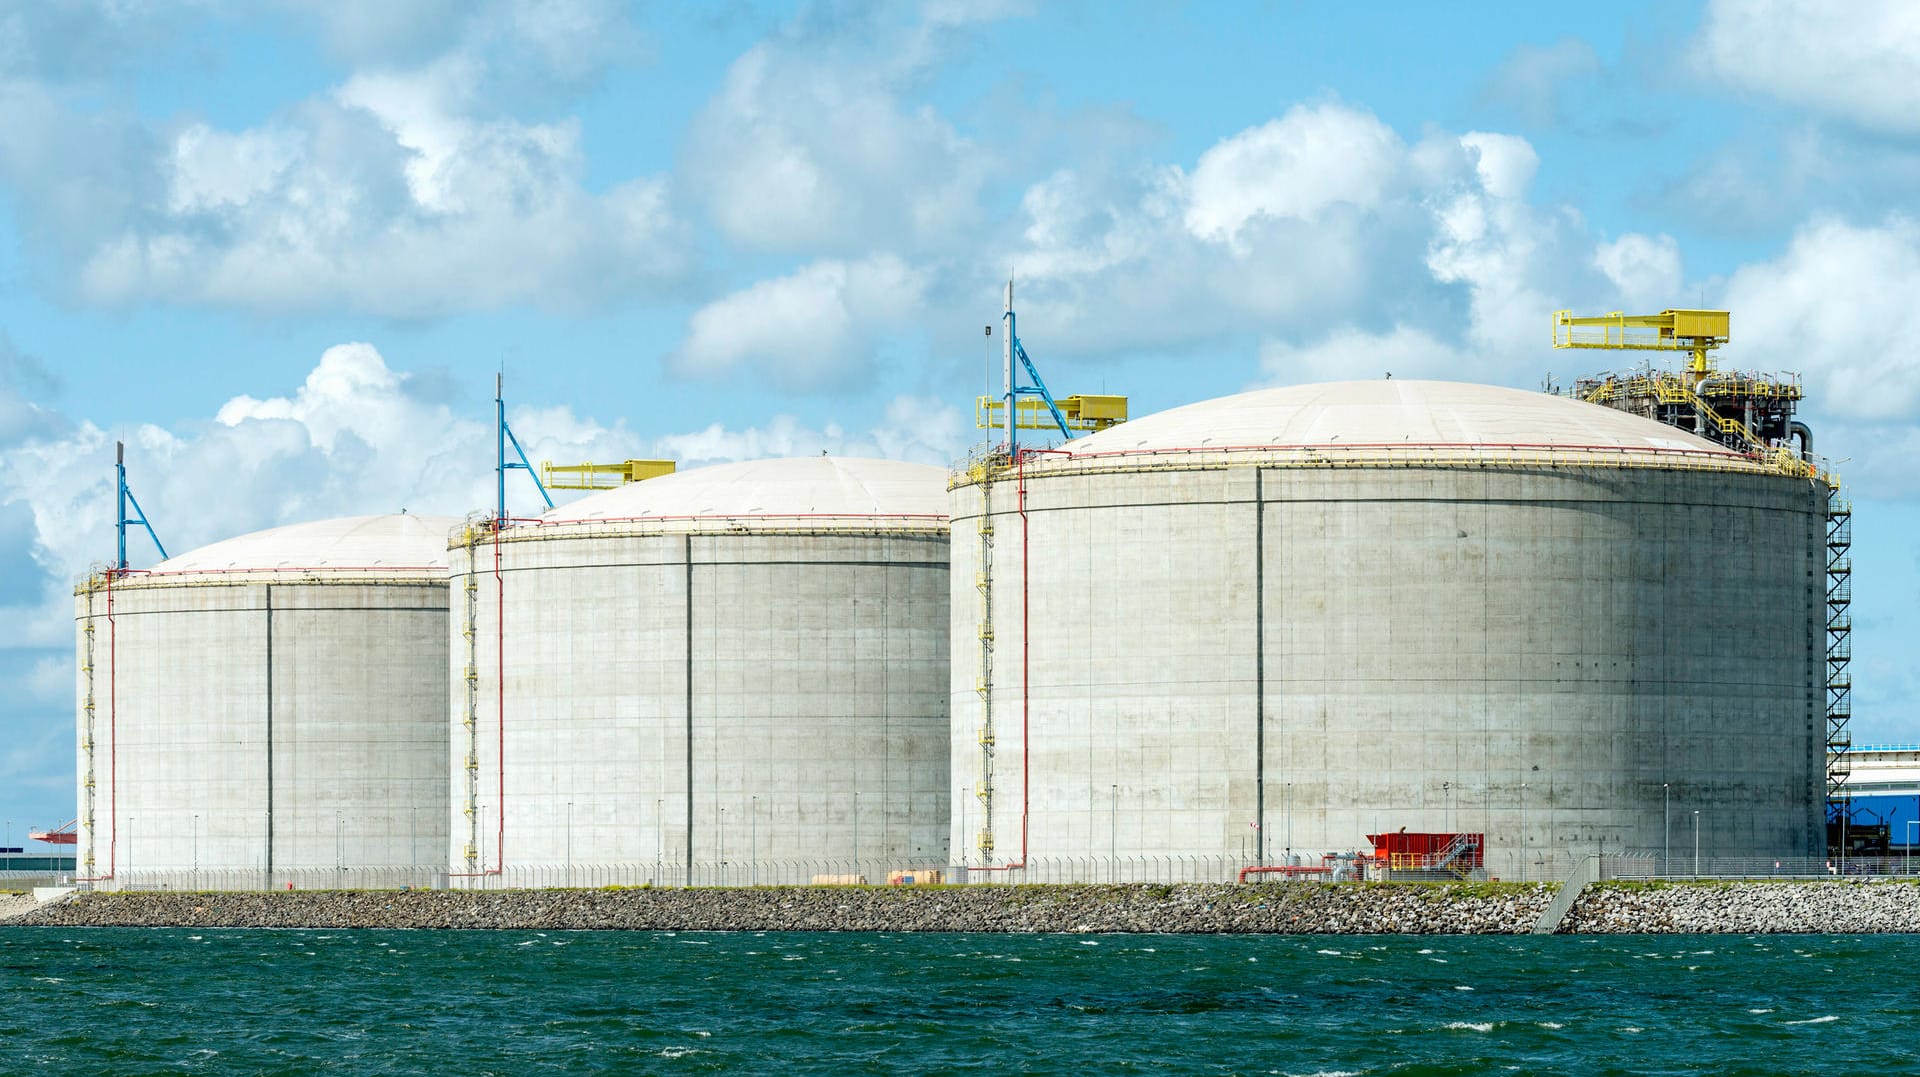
(1692, 810, 1701, 878)
(1109, 784, 1117, 881)
(751, 795, 758, 886)
(1442, 781, 1452, 833)
(1907, 821, 1917, 877)
(565, 800, 573, 888)
(718, 807, 727, 883)
(654, 797, 662, 883)
(1663, 783, 1671, 874)
(192, 813, 199, 889)
(1519, 783, 1528, 878)
(1286, 781, 1294, 862)
(853, 791, 861, 881)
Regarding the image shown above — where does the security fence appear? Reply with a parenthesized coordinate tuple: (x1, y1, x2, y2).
(39, 850, 1920, 894)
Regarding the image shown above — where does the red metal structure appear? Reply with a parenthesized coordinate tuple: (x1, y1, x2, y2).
(30, 820, 78, 845)
(1369, 831, 1484, 875)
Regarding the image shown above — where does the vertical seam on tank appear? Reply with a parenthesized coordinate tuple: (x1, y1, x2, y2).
(684, 532, 694, 887)
(265, 582, 274, 885)
(1254, 469, 1265, 863)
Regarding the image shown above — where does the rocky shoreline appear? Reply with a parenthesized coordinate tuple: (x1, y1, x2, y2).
(7, 882, 1549, 934)
(1565, 879, 1920, 934)
(10, 880, 1920, 934)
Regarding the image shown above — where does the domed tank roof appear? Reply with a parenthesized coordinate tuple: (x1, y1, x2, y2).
(540, 456, 949, 529)
(151, 513, 460, 574)
(1063, 379, 1739, 458)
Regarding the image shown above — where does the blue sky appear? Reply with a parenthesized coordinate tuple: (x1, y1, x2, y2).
(2, 0, 1917, 839)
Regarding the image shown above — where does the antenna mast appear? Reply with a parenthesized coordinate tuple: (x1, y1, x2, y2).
(495, 372, 554, 527)
(114, 440, 167, 572)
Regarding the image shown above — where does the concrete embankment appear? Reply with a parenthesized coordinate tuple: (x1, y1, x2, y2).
(1562, 879, 1920, 934)
(9, 883, 1550, 934)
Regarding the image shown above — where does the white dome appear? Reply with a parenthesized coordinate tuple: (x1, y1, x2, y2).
(541, 456, 949, 528)
(1063, 379, 1739, 459)
(152, 513, 460, 574)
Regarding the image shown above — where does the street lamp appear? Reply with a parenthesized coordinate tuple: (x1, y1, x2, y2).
(1663, 783, 1671, 875)
(1907, 820, 1917, 877)
(751, 795, 758, 886)
(1109, 784, 1117, 882)
(565, 800, 573, 888)
(1519, 783, 1528, 878)
(1442, 781, 1452, 833)
(1692, 810, 1701, 878)
(1286, 781, 1294, 862)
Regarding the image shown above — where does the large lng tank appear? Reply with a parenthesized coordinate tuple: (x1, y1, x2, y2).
(950, 380, 1828, 880)
(449, 457, 949, 885)
(72, 514, 457, 888)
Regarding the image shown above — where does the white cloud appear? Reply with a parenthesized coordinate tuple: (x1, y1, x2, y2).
(0, 17, 683, 317)
(1592, 233, 1683, 313)
(1699, 0, 1920, 135)
(1458, 132, 1538, 201)
(681, 43, 989, 254)
(1724, 215, 1920, 425)
(167, 124, 304, 214)
(1183, 102, 1404, 245)
(996, 110, 1661, 373)
(0, 341, 963, 646)
(672, 255, 932, 390)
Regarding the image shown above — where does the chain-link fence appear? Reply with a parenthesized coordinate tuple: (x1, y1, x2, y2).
(42, 851, 1920, 894)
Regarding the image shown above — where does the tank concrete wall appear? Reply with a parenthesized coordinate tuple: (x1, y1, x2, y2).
(449, 529, 950, 884)
(950, 464, 1827, 880)
(72, 578, 449, 887)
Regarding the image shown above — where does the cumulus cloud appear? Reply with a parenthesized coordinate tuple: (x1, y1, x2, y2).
(1592, 233, 1683, 312)
(672, 255, 932, 390)
(991, 106, 1684, 379)
(1183, 102, 1405, 245)
(0, 341, 965, 638)
(1699, 0, 1920, 135)
(1724, 215, 1920, 426)
(0, 12, 683, 317)
(681, 42, 989, 255)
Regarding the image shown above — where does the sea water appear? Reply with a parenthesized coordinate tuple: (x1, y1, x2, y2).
(3, 928, 1914, 1074)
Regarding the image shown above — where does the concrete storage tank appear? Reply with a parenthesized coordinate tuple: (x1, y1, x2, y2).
(449, 456, 949, 886)
(73, 514, 458, 889)
(950, 380, 1828, 881)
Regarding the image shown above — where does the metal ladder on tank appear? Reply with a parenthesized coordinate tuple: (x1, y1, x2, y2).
(460, 523, 483, 870)
(973, 461, 998, 864)
(79, 586, 99, 877)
